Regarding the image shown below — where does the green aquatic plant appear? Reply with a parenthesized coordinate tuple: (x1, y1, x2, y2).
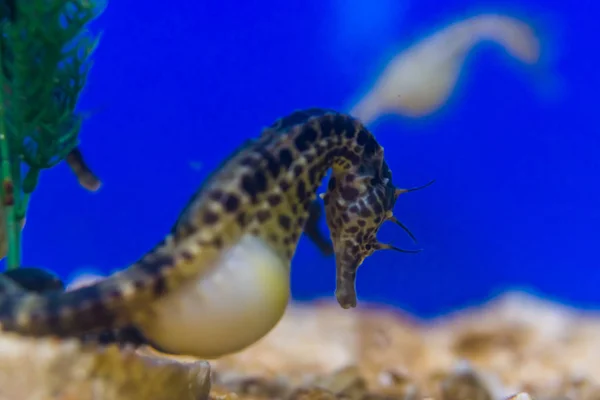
(0, 0, 104, 270)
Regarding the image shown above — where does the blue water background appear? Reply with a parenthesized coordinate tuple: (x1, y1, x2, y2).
(12, 0, 599, 318)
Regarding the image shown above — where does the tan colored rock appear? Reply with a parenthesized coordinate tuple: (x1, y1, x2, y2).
(504, 393, 532, 400)
(0, 332, 211, 400)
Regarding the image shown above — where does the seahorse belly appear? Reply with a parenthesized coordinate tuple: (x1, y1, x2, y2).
(138, 234, 290, 359)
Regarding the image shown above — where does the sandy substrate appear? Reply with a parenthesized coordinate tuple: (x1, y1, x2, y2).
(1, 291, 599, 399)
(147, 291, 600, 399)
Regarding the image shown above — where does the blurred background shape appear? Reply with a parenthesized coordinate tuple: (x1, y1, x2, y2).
(350, 14, 541, 122)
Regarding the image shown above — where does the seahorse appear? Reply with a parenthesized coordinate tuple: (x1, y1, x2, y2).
(0, 108, 429, 359)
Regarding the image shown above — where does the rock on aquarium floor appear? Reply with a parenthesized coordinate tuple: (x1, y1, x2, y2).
(1, 291, 600, 400)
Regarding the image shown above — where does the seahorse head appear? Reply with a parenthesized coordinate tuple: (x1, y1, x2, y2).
(322, 156, 433, 309)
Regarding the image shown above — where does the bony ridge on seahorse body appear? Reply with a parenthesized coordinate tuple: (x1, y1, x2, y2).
(0, 108, 431, 359)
